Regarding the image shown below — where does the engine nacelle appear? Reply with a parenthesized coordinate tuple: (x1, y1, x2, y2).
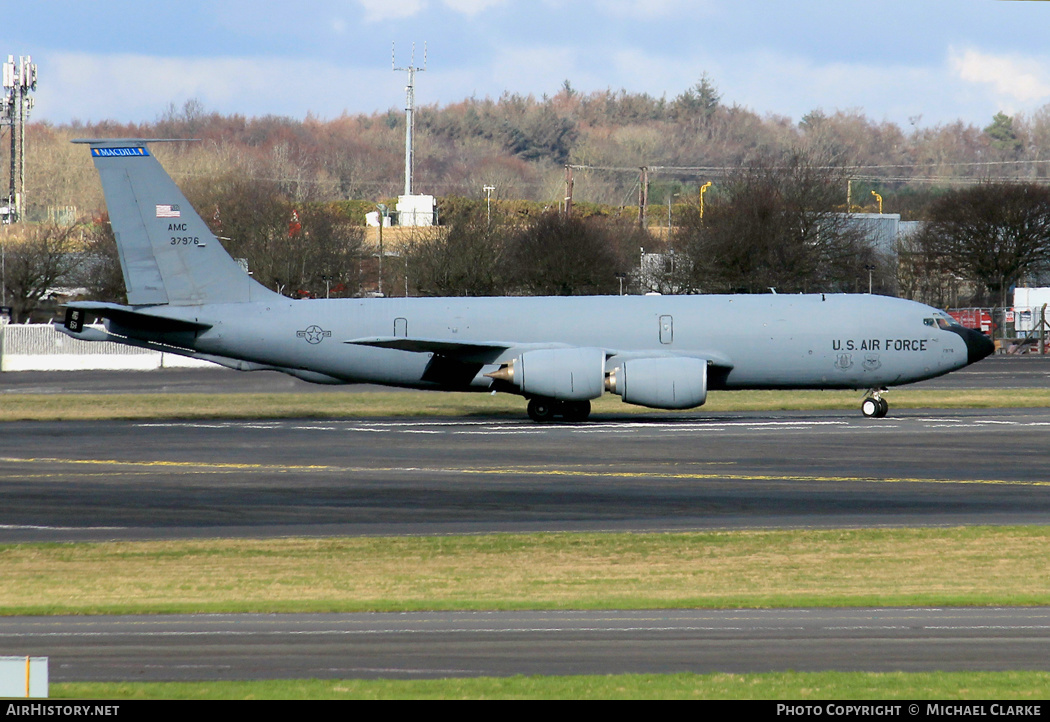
(489, 347, 606, 400)
(605, 356, 708, 409)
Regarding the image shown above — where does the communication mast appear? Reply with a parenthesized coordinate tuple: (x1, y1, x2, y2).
(392, 42, 426, 196)
(2, 55, 38, 223)
(390, 43, 434, 227)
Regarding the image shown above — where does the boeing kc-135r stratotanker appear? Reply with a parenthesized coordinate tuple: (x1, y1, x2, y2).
(59, 139, 994, 422)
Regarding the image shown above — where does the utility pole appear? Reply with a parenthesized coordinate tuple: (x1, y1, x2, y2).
(2, 223, 6, 309)
(484, 185, 495, 227)
(864, 264, 876, 294)
(638, 167, 649, 230)
(2, 55, 37, 224)
(375, 203, 387, 297)
(563, 165, 574, 216)
(393, 43, 426, 197)
(1040, 304, 1047, 356)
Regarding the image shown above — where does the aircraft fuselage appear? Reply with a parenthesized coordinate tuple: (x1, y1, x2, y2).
(126, 292, 983, 393)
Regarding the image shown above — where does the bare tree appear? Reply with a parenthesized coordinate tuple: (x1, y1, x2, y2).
(502, 212, 627, 296)
(674, 151, 869, 294)
(406, 204, 507, 296)
(918, 182, 1050, 306)
(187, 175, 289, 291)
(186, 176, 362, 297)
(3, 222, 83, 322)
(295, 204, 364, 298)
(78, 213, 126, 304)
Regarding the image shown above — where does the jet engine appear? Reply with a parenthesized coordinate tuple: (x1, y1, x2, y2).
(605, 356, 708, 409)
(487, 347, 605, 400)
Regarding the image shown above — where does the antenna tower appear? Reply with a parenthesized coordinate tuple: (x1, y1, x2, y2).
(2, 55, 37, 223)
(393, 43, 426, 197)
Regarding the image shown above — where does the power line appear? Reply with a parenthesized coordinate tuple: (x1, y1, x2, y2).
(571, 158, 1050, 174)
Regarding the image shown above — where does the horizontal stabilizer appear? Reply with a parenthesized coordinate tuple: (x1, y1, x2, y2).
(64, 302, 211, 335)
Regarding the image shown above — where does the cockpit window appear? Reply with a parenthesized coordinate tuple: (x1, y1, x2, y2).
(932, 313, 962, 330)
(924, 318, 935, 327)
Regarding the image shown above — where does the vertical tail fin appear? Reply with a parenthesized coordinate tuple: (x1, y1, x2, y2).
(75, 139, 278, 306)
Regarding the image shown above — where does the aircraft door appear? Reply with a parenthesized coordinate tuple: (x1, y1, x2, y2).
(394, 317, 408, 338)
(659, 315, 673, 344)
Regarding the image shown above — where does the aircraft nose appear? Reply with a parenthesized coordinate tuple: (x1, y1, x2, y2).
(963, 328, 995, 365)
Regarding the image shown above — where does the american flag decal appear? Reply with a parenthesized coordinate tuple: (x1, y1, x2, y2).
(156, 204, 181, 218)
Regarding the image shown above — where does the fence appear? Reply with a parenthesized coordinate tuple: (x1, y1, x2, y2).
(0, 323, 217, 372)
(948, 307, 1048, 354)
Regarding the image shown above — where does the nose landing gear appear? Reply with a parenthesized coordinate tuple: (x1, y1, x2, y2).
(861, 389, 889, 418)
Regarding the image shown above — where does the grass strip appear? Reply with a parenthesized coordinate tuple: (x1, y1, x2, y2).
(3, 527, 1049, 615)
(51, 671, 1050, 700)
(0, 388, 1048, 422)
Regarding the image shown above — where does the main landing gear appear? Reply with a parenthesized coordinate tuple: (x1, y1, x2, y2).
(861, 389, 889, 418)
(526, 397, 591, 423)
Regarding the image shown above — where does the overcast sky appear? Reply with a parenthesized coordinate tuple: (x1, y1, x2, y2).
(6, 0, 1050, 129)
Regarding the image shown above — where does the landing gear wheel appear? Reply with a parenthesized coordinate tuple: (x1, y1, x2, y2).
(861, 398, 880, 418)
(861, 396, 889, 418)
(561, 400, 591, 422)
(527, 398, 556, 423)
(876, 397, 889, 418)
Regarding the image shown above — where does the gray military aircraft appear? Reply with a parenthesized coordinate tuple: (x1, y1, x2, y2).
(60, 138, 994, 422)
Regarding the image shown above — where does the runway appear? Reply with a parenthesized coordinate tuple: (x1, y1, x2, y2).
(5, 609, 1050, 681)
(2, 409, 1050, 543)
(3, 364, 1050, 682)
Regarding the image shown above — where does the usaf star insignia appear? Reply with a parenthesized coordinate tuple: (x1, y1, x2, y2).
(296, 325, 332, 344)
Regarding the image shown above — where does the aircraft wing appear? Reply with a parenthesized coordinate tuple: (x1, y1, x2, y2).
(348, 335, 734, 402)
(345, 336, 577, 364)
(346, 335, 735, 370)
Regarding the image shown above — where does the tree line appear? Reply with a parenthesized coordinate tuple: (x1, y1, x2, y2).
(404, 152, 1050, 307)
(18, 75, 1050, 218)
(4, 153, 1049, 322)
(7, 75, 1050, 320)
